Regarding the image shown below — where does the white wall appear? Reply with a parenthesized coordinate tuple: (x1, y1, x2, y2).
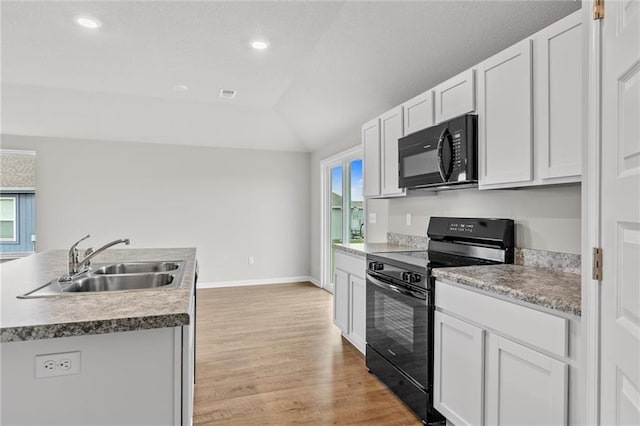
(1, 134, 310, 283)
(389, 186, 581, 254)
(309, 135, 581, 282)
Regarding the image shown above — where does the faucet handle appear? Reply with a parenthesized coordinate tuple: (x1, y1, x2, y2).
(70, 234, 91, 252)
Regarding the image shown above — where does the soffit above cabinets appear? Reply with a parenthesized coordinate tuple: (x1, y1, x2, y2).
(1, 1, 580, 152)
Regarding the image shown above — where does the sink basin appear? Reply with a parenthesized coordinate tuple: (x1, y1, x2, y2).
(92, 262, 180, 275)
(62, 273, 174, 293)
(18, 260, 186, 298)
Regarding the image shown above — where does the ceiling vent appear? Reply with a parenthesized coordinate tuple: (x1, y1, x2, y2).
(219, 89, 237, 99)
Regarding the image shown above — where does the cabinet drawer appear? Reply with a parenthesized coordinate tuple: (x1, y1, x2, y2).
(334, 251, 365, 278)
(435, 280, 568, 357)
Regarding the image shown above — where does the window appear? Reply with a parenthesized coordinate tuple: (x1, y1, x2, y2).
(321, 147, 364, 290)
(0, 197, 17, 241)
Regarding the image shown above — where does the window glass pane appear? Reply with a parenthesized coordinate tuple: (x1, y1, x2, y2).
(0, 221, 14, 239)
(349, 159, 364, 243)
(0, 198, 15, 220)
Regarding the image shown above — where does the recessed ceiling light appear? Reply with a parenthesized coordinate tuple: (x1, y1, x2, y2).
(219, 89, 237, 99)
(172, 84, 189, 92)
(75, 15, 102, 29)
(251, 40, 270, 50)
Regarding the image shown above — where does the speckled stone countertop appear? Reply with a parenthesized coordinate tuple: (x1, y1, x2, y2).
(433, 264, 581, 317)
(0, 248, 196, 343)
(334, 243, 423, 257)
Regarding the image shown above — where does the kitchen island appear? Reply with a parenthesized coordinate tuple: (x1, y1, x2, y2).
(0, 248, 196, 426)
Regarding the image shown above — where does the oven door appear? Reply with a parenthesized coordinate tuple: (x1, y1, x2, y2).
(398, 122, 451, 188)
(366, 271, 430, 389)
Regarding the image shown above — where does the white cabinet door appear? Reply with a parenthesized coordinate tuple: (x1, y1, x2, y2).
(333, 269, 349, 333)
(534, 10, 582, 182)
(348, 275, 366, 352)
(434, 311, 485, 426)
(478, 39, 534, 188)
(403, 90, 434, 135)
(486, 334, 568, 426)
(434, 68, 476, 124)
(362, 118, 381, 198)
(380, 106, 405, 197)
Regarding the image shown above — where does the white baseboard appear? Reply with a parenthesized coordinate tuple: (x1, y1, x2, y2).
(197, 276, 319, 289)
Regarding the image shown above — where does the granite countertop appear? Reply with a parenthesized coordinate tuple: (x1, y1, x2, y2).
(334, 242, 424, 257)
(0, 248, 197, 343)
(433, 264, 581, 316)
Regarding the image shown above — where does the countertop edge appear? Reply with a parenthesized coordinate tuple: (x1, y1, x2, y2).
(0, 312, 191, 343)
(433, 268, 582, 317)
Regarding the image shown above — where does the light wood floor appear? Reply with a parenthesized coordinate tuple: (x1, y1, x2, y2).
(193, 282, 422, 425)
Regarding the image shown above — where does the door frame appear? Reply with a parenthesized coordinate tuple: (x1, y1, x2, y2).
(319, 145, 363, 293)
(582, 2, 601, 424)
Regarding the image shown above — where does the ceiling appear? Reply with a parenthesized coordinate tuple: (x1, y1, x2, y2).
(1, 1, 581, 152)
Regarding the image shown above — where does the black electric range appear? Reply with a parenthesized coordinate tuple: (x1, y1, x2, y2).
(365, 217, 514, 425)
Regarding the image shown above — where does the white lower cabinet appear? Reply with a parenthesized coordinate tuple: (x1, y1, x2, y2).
(486, 334, 568, 426)
(434, 311, 485, 426)
(333, 268, 349, 334)
(348, 275, 366, 351)
(434, 280, 573, 426)
(333, 251, 366, 353)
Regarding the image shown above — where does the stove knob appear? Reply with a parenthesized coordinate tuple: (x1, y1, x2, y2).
(401, 271, 411, 281)
(409, 273, 422, 283)
(368, 262, 384, 271)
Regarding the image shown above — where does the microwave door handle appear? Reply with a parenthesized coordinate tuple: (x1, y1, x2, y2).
(367, 274, 427, 301)
(436, 128, 448, 181)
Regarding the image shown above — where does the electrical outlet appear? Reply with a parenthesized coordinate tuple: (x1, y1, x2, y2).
(248, 256, 255, 265)
(368, 213, 377, 224)
(406, 213, 412, 226)
(35, 351, 80, 378)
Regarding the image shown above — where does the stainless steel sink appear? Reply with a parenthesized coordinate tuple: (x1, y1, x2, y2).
(19, 260, 186, 298)
(62, 273, 174, 293)
(92, 262, 180, 275)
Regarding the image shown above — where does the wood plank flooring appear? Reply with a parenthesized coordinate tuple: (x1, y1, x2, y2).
(193, 282, 422, 425)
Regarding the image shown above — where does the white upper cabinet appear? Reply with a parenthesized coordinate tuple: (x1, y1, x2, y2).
(403, 90, 435, 135)
(380, 106, 406, 197)
(362, 118, 381, 198)
(434, 68, 476, 124)
(534, 11, 582, 182)
(478, 39, 534, 188)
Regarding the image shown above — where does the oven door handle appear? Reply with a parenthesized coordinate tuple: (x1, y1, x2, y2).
(367, 274, 427, 300)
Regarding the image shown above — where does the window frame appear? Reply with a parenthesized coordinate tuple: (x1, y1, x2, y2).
(0, 196, 18, 242)
(320, 146, 364, 292)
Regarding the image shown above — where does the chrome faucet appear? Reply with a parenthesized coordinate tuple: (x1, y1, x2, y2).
(63, 234, 130, 280)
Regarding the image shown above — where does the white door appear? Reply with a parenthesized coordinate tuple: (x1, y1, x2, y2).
(434, 311, 485, 426)
(486, 334, 567, 426)
(600, 0, 640, 425)
(380, 106, 405, 197)
(478, 39, 534, 188)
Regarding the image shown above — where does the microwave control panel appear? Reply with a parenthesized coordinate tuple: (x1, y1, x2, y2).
(450, 128, 466, 173)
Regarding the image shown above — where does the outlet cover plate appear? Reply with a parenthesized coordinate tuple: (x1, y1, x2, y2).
(35, 351, 81, 378)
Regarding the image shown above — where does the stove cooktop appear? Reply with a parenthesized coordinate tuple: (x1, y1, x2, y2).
(369, 250, 430, 269)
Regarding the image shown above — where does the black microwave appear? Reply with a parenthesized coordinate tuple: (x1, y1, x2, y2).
(398, 114, 477, 189)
